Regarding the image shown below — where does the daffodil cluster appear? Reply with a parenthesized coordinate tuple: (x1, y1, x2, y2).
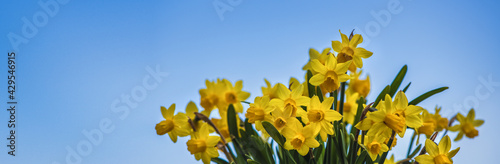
(154, 30, 484, 164)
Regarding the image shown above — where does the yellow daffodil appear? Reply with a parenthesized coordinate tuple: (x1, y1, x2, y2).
(217, 79, 250, 115)
(199, 79, 225, 115)
(418, 109, 437, 137)
(269, 104, 301, 132)
(331, 30, 373, 72)
(282, 123, 320, 156)
(338, 92, 360, 125)
(186, 124, 221, 164)
(363, 91, 423, 138)
(415, 135, 460, 164)
(448, 108, 484, 141)
(383, 155, 397, 164)
(433, 106, 449, 131)
(298, 96, 342, 141)
(262, 79, 278, 99)
(309, 54, 351, 93)
(347, 70, 371, 98)
(246, 96, 275, 131)
(270, 83, 310, 117)
(303, 48, 331, 73)
(360, 135, 389, 161)
(155, 104, 190, 143)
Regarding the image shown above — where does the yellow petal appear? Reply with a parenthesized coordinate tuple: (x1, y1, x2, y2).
(281, 127, 296, 139)
(163, 104, 176, 119)
(340, 30, 349, 47)
(415, 154, 434, 164)
(201, 152, 211, 164)
(324, 110, 343, 122)
(168, 132, 178, 143)
(405, 115, 423, 128)
(354, 47, 373, 58)
(321, 48, 331, 56)
(425, 139, 439, 156)
(291, 84, 304, 98)
(473, 119, 484, 126)
(456, 113, 465, 122)
(311, 59, 327, 74)
(448, 125, 460, 131)
(369, 111, 386, 122)
(405, 105, 423, 116)
(384, 95, 393, 113)
(338, 74, 351, 82)
(305, 137, 320, 148)
(438, 135, 451, 154)
(276, 83, 291, 100)
(332, 41, 342, 52)
(321, 97, 335, 111)
(206, 147, 219, 158)
(353, 56, 363, 68)
(467, 109, 476, 121)
(309, 48, 320, 60)
(298, 146, 309, 156)
(326, 55, 337, 70)
(186, 101, 198, 118)
(454, 132, 464, 141)
(206, 136, 220, 146)
(335, 61, 351, 74)
(447, 147, 460, 158)
(349, 34, 363, 47)
(310, 74, 325, 86)
(295, 97, 310, 106)
(235, 80, 243, 91)
(394, 91, 408, 110)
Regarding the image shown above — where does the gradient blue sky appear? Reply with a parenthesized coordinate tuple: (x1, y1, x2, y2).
(1, 0, 499, 163)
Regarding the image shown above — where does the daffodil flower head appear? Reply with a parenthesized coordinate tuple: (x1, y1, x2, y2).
(261, 79, 278, 99)
(338, 92, 360, 125)
(448, 108, 484, 141)
(199, 79, 224, 113)
(155, 104, 190, 143)
(303, 48, 331, 73)
(270, 104, 301, 132)
(359, 135, 390, 161)
(347, 70, 371, 98)
(415, 135, 460, 164)
(270, 83, 310, 117)
(217, 79, 250, 115)
(298, 96, 342, 141)
(433, 106, 449, 132)
(416, 109, 438, 137)
(282, 123, 321, 156)
(186, 124, 221, 164)
(309, 54, 352, 93)
(246, 96, 275, 131)
(366, 91, 423, 138)
(331, 30, 373, 72)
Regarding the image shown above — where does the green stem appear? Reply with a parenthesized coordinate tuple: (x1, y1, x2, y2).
(338, 82, 347, 121)
(406, 130, 416, 158)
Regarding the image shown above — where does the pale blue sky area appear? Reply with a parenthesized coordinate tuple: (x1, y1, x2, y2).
(0, 0, 499, 164)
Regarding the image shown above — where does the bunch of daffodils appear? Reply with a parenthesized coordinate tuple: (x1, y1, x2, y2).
(154, 30, 484, 164)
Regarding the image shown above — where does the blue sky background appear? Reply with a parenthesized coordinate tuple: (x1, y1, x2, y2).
(0, 0, 499, 163)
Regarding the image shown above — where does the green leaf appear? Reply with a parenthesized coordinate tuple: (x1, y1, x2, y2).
(351, 97, 366, 134)
(211, 157, 229, 164)
(388, 65, 408, 97)
(244, 118, 258, 137)
(262, 121, 285, 147)
(247, 159, 261, 164)
(316, 86, 324, 102)
(355, 150, 367, 164)
(307, 70, 315, 98)
(373, 85, 390, 107)
(402, 82, 411, 93)
(408, 144, 422, 159)
(408, 87, 449, 105)
(227, 104, 239, 140)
